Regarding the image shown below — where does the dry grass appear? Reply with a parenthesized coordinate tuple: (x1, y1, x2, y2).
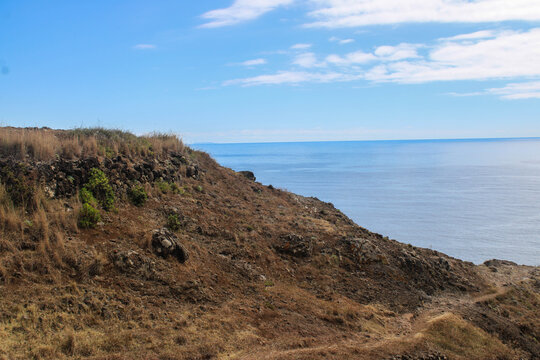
(0, 181, 77, 284)
(0, 127, 184, 161)
(419, 313, 515, 359)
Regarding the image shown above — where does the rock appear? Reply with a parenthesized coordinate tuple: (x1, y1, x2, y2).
(111, 250, 144, 272)
(186, 165, 199, 179)
(238, 171, 256, 181)
(275, 234, 312, 257)
(341, 238, 383, 264)
(483, 259, 517, 267)
(151, 228, 189, 263)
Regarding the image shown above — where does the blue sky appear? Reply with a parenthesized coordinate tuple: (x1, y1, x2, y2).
(1, 0, 539, 143)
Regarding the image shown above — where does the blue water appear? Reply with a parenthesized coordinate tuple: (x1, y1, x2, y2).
(194, 139, 540, 266)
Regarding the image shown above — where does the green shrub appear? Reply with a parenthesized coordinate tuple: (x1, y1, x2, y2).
(128, 184, 147, 206)
(156, 181, 171, 194)
(170, 182, 184, 195)
(78, 203, 101, 229)
(84, 168, 115, 211)
(195, 185, 203, 193)
(167, 214, 181, 231)
(79, 187, 97, 206)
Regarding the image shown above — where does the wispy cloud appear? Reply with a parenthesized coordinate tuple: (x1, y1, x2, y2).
(201, 0, 540, 29)
(240, 58, 267, 66)
(306, 0, 540, 28)
(200, 0, 295, 28)
(133, 44, 156, 50)
(325, 50, 376, 66)
(223, 28, 540, 100)
(224, 71, 358, 86)
(291, 43, 312, 50)
(366, 29, 540, 83)
(329, 36, 354, 44)
(488, 81, 540, 99)
(292, 52, 325, 68)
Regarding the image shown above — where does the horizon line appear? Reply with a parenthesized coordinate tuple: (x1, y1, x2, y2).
(190, 136, 540, 146)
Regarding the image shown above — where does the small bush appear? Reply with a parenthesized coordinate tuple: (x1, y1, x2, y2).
(167, 214, 181, 231)
(78, 203, 101, 229)
(128, 184, 147, 207)
(195, 185, 203, 193)
(79, 188, 97, 206)
(84, 168, 115, 211)
(0, 168, 36, 209)
(170, 182, 183, 195)
(156, 181, 171, 194)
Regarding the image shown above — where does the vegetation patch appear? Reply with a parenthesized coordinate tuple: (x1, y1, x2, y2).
(166, 214, 182, 231)
(128, 184, 147, 207)
(78, 203, 101, 229)
(421, 313, 514, 359)
(83, 168, 115, 211)
(156, 180, 171, 194)
(0, 127, 184, 161)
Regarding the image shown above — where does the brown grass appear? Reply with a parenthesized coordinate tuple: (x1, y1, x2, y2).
(0, 127, 184, 161)
(420, 313, 515, 359)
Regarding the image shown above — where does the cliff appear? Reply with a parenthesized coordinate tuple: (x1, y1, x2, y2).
(0, 127, 538, 360)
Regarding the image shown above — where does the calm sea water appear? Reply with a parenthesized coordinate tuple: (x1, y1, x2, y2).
(195, 139, 540, 266)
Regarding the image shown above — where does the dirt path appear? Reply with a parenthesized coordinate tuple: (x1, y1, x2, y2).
(235, 264, 538, 360)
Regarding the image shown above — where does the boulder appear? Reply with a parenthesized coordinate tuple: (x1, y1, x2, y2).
(275, 234, 312, 257)
(483, 259, 517, 267)
(238, 171, 256, 181)
(151, 228, 189, 263)
(186, 165, 199, 179)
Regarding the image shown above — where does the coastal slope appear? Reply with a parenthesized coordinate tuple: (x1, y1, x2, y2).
(0, 127, 538, 360)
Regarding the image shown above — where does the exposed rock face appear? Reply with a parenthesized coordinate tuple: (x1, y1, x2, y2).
(151, 228, 189, 263)
(186, 164, 199, 179)
(238, 171, 256, 181)
(341, 238, 384, 264)
(0, 153, 191, 200)
(483, 259, 518, 267)
(275, 234, 313, 257)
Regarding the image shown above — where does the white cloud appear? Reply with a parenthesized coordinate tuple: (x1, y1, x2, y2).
(488, 81, 540, 99)
(133, 44, 156, 50)
(224, 71, 358, 86)
(374, 43, 421, 61)
(441, 30, 498, 41)
(366, 29, 540, 83)
(306, 0, 540, 28)
(200, 0, 294, 28)
(223, 28, 540, 100)
(329, 36, 355, 44)
(292, 52, 325, 67)
(291, 43, 312, 49)
(325, 50, 376, 65)
(240, 58, 267, 66)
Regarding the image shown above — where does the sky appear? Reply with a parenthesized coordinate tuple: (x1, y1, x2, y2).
(0, 0, 539, 143)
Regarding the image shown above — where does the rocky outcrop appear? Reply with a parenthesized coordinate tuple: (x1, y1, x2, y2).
(151, 228, 189, 263)
(0, 152, 193, 201)
(238, 171, 256, 181)
(340, 238, 384, 264)
(274, 234, 313, 257)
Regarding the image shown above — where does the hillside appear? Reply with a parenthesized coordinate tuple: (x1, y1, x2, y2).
(0, 127, 538, 360)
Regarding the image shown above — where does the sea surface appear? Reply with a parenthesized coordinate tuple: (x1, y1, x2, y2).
(194, 138, 540, 266)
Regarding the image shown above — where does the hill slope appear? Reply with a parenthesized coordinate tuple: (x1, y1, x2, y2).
(0, 127, 538, 360)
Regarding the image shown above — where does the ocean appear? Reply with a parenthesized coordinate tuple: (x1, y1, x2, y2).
(194, 138, 540, 266)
